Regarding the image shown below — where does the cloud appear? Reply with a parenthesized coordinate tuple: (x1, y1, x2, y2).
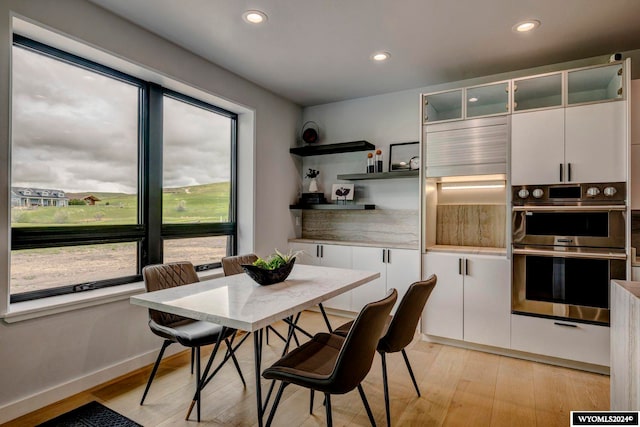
(11, 44, 232, 194)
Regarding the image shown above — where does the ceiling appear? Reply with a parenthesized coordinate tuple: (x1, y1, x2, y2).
(89, 0, 640, 107)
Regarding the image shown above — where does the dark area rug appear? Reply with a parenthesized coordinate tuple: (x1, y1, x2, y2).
(37, 401, 142, 427)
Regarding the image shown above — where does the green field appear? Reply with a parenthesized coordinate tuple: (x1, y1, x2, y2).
(11, 182, 230, 226)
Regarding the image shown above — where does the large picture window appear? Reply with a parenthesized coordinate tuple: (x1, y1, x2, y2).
(10, 35, 237, 302)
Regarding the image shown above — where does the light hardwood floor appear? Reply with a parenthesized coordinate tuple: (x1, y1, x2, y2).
(2, 311, 609, 426)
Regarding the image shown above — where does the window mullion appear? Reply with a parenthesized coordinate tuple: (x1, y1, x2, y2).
(145, 83, 164, 266)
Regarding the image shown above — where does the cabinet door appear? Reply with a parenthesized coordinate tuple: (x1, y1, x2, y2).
(462, 256, 510, 348)
(422, 253, 464, 340)
(565, 101, 626, 183)
(288, 242, 320, 266)
(320, 245, 353, 311)
(385, 248, 420, 313)
(511, 109, 565, 185)
(351, 247, 387, 313)
(632, 145, 640, 210)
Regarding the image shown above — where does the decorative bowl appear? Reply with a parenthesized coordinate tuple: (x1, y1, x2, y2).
(242, 258, 296, 286)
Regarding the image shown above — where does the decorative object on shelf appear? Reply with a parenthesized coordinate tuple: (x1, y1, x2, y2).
(409, 156, 420, 170)
(367, 152, 375, 173)
(331, 183, 355, 204)
(242, 250, 298, 286)
(301, 121, 320, 144)
(389, 141, 419, 171)
(306, 168, 320, 193)
(375, 149, 383, 172)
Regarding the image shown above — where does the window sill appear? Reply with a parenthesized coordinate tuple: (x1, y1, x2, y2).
(1, 268, 224, 323)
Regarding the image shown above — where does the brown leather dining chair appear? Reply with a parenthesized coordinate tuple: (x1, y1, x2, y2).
(334, 275, 437, 426)
(262, 288, 398, 427)
(140, 261, 246, 422)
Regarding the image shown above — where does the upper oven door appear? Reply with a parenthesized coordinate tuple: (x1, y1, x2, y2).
(512, 206, 626, 249)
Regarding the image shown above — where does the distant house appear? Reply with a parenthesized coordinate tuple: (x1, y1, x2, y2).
(83, 195, 101, 206)
(11, 187, 68, 207)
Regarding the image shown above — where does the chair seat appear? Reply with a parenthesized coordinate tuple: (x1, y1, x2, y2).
(262, 333, 345, 393)
(149, 319, 235, 348)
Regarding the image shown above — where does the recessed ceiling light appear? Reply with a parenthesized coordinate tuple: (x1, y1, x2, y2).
(468, 97, 479, 102)
(243, 10, 267, 24)
(513, 20, 540, 32)
(371, 51, 390, 62)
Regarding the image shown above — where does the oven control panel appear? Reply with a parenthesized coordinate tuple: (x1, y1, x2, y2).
(512, 182, 626, 205)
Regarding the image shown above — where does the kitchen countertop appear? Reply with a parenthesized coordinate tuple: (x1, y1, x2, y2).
(426, 245, 507, 256)
(289, 238, 418, 250)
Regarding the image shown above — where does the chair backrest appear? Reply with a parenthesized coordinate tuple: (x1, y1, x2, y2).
(142, 261, 200, 326)
(221, 253, 259, 276)
(378, 275, 437, 353)
(329, 288, 397, 394)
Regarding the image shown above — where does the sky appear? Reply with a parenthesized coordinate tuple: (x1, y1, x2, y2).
(11, 45, 231, 194)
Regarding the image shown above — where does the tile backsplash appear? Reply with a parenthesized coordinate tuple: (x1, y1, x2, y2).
(301, 209, 418, 246)
(436, 204, 506, 248)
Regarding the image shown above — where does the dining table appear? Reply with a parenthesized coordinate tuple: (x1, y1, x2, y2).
(130, 263, 380, 426)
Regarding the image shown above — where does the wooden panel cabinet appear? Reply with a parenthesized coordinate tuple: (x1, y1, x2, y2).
(422, 252, 510, 348)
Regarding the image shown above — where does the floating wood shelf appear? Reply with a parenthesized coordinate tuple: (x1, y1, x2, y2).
(337, 170, 419, 180)
(289, 140, 375, 156)
(289, 204, 375, 210)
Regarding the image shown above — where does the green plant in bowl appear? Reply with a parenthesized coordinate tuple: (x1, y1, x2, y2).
(252, 249, 299, 270)
(243, 249, 300, 286)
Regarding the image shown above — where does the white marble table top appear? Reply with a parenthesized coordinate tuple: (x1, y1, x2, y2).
(130, 264, 380, 332)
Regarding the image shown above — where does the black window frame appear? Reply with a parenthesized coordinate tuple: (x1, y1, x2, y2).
(10, 35, 238, 303)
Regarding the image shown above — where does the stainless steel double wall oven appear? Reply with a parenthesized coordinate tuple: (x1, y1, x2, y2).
(512, 182, 626, 325)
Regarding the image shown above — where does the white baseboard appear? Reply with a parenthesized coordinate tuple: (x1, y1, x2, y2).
(0, 346, 182, 424)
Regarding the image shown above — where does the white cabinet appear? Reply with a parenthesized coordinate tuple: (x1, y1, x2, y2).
(511, 102, 626, 185)
(289, 242, 352, 310)
(422, 252, 510, 348)
(351, 247, 419, 313)
(511, 314, 610, 366)
(511, 109, 565, 185)
(565, 101, 626, 183)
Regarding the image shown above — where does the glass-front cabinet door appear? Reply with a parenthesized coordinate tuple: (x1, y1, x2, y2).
(567, 63, 624, 105)
(465, 81, 510, 118)
(513, 73, 562, 112)
(423, 89, 463, 123)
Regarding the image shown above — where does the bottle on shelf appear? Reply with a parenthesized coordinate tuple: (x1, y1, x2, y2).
(375, 149, 383, 173)
(367, 152, 375, 173)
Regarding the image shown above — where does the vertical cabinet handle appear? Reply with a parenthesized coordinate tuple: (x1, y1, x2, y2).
(382, 249, 386, 263)
(465, 258, 469, 276)
(458, 258, 463, 275)
(559, 163, 563, 182)
(387, 249, 391, 264)
(320, 245, 324, 258)
(567, 163, 572, 182)
(316, 245, 320, 258)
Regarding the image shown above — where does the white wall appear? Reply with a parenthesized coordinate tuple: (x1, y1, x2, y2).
(0, 0, 301, 422)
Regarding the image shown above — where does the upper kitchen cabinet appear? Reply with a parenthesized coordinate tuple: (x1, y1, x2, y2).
(567, 63, 623, 105)
(425, 116, 508, 177)
(465, 81, 510, 118)
(511, 59, 629, 185)
(423, 89, 463, 123)
(513, 72, 563, 112)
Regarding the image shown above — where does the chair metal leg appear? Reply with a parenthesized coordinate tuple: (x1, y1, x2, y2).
(140, 339, 172, 405)
(196, 346, 202, 421)
(401, 349, 421, 397)
(186, 328, 226, 421)
(324, 393, 333, 427)
(380, 352, 391, 427)
(190, 347, 195, 374)
(309, 389, 314, 414)
(266, 325, 270, 345)
(265, 382, 287, 427)
(357, 384, 377, 427)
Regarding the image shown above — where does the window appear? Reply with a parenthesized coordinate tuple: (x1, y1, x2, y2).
(10, 35, 237, 302)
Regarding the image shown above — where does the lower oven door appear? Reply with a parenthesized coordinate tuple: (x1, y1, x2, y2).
(512, 248, 626, 325)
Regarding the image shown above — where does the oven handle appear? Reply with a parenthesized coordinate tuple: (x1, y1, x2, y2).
(513, 248, 626, 260)
(512, 205, 626, 212)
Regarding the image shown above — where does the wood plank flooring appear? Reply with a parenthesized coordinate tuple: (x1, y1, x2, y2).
(2, 311, 609, 426)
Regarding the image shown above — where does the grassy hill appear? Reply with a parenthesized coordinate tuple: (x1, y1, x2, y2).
(12, 182, 230, 227)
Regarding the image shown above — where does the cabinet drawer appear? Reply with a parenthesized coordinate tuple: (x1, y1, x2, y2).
(511, 315, 609, 366)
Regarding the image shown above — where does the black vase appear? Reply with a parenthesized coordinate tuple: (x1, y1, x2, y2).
(241, 258, 296, 286)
